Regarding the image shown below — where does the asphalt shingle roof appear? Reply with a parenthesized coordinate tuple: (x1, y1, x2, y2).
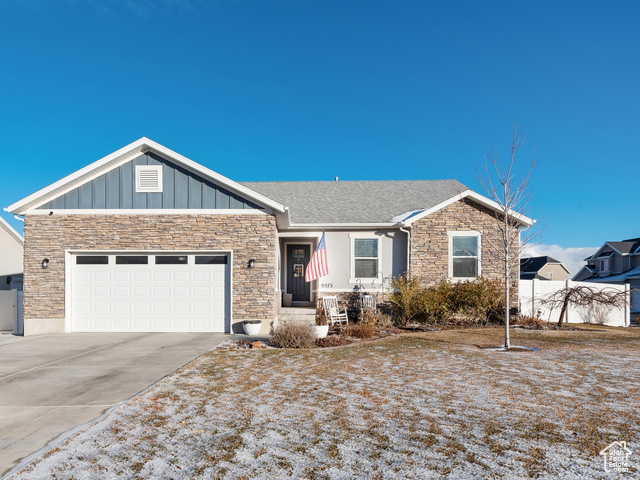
(240, 180, 468, 224)
(520, 256, 562, 274)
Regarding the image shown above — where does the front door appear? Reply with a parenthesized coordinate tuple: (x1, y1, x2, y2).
(287, 244, 311, 302)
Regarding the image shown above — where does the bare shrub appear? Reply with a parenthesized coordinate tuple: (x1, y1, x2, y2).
(577, 303, 610, 325)
(389, 275, 423, 325)
(270, 324, 317, 349)
(374, 312, 394, 328)
(316, 336, 353, 348)
(340, 323, 376, 339)
(514, 315, 545, 329)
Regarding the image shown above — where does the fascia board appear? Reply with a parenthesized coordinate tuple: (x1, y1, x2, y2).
(282, 222, 397, 230)
(7, 137, 286, 215)
(0, 216, 23, 244)
(402, 190, 534, 227)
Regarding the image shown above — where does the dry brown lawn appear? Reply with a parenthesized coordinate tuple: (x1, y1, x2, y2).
(10, 326, 640, 479)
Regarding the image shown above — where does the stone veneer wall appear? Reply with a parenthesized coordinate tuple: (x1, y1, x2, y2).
(410, 199, 520, 302)
(23, 214, 277, 333)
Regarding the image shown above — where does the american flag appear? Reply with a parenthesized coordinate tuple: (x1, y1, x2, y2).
(305, 232, 329, 282)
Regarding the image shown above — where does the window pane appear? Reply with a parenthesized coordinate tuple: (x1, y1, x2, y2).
(116, 256, 148, 265)
(354, 238, 378, 258)
(453, 258, 477, 277)
(355, 259, 377, 278)
(155, 255, 188, 265)
(452, 236, 478, 257)
(195, 255, 228, 265)
(76, 256, 108, 265)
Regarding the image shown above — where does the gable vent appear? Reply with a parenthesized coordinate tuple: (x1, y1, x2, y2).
(136, 165, 163, 193)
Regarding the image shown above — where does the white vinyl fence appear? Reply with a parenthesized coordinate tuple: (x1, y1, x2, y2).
(519, 279, 631, 327)
(0, 289, 23, 334)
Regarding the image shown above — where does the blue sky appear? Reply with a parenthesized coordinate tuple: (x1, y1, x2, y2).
(1, 0, 638, 273)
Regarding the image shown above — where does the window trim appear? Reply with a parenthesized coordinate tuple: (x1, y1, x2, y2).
(135, 165, 163, 193)
(448, 231, 482, 280)
(349, 234, 381, 282)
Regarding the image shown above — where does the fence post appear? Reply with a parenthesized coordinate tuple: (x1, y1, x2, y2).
(625, 284, 630, 327)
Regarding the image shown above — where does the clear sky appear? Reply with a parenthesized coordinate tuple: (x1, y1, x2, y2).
(1, 1, 638, 274)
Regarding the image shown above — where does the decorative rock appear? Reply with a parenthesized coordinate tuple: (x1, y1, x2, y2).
(251, 341, 262, 349)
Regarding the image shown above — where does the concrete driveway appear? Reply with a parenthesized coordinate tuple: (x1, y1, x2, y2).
(0, 332, 228, 476)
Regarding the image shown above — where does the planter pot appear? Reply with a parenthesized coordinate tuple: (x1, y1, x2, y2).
(282, 293, 293, 308)
(243, 321, 262, 336)
(312, 325, 329, 339)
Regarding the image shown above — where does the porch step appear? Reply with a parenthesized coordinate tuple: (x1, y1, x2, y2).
(278, 308, 316, 326)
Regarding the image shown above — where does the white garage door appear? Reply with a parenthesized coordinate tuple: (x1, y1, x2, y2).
(70, 253, 230, 332)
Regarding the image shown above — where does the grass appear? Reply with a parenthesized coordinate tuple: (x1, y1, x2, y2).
(11, 326, 640, 479)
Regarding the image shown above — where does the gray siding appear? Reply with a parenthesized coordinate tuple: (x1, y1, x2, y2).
(38, 153, 262, 210)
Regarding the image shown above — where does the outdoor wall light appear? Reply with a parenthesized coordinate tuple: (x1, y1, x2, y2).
(248, 259, 255, 269)
(41, 258, 49, 269)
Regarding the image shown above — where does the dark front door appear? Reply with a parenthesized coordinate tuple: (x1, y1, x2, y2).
(287, 244, 311, 302)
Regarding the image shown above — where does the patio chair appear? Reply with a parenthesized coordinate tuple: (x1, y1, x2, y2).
(360, 294, 377, 316)
(322, 296, 348, 326)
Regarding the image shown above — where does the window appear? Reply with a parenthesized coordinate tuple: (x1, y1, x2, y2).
(155, 255, 188, 265)
(449, 232, 481, 279)
(116, 255, 148, 265)
(135, 165, 163, 193)
(195, 255, 228, 265)
(76, 256, 108, 265)
(353, 238, 379, 279)
(600, 259, 610, 271)
(548, 272, 553, 280)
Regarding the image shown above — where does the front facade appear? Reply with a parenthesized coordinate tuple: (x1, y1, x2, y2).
(573, 238, 640, 319)
(7, 138, 533, 336)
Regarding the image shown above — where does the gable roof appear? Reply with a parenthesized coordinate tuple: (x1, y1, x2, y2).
(5, 138, 286, 215)
(520, 256, 570, 276)
(0, 217, 23, 245)
(6, 138, 535, 228)
(585, 237, 640, 260)
(243, 180, 534, 226)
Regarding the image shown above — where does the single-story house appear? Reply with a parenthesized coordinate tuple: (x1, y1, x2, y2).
(6, 138, 533, 336)
(0, 216, 24, 291)
(519, 256, 570, 281)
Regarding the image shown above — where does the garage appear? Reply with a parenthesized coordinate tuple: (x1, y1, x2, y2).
(69, 252, 231, 333)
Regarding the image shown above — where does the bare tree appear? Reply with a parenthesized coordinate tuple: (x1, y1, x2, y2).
(541, 286, 631, 328)
(468, 125, 540, 348)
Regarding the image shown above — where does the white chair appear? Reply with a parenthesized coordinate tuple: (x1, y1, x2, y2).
(322, 296, 348, 325)
(360, 294, 377, 315)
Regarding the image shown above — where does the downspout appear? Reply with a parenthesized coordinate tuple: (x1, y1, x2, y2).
(399, 223, 411, 276)
(13, 214, 24, 222)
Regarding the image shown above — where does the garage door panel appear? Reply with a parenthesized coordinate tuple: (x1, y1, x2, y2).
(173, 271, 190, 282)
(114, 272, 131, 282)
(71, 253, 229, 333)
(133, 272, 151, 282)
(94, 287, 111, 297)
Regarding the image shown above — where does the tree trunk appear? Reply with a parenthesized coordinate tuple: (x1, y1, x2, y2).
(557, 296, 569, 328)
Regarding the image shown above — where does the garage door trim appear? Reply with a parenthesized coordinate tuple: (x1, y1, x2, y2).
(64, 249, 233, 333)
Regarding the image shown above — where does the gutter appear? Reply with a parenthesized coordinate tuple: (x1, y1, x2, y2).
(398, 223, 411, 275)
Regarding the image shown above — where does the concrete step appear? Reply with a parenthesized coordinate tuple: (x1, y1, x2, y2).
(278, 307, 316, 326)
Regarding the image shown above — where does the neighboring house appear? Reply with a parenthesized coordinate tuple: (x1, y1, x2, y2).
(519, 256, 570, 281)
(573, 237, 640, 320)
(0, 216, 23, 291)
(5, 138, 533, 336)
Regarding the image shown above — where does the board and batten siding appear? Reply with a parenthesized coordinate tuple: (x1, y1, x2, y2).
(37, 152, 262, 210)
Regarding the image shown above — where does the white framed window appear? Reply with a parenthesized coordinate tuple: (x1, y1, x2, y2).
(135, 165, 163, 193)
(600, 258, 610, 272)
(350, 236, 380, 281)
(448, 231, 481, 280)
